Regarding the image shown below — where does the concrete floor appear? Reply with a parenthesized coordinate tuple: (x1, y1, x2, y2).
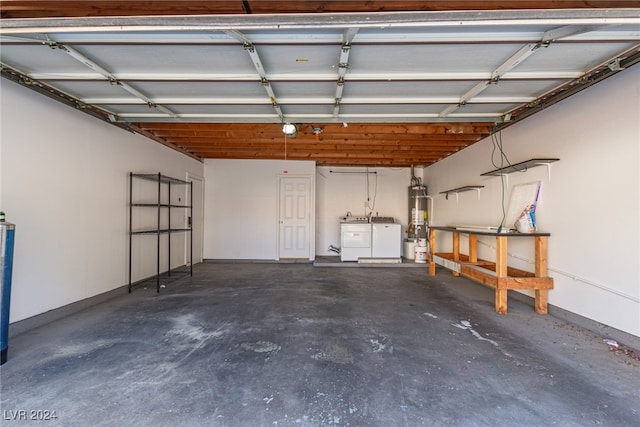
(1, 262, 639, 427)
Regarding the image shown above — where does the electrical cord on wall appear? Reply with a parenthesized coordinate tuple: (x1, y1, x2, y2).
(490, 128, 529, 231)
(366, 166, 370, 209)
(491, 128, 511, 231)
(490, 129, 528, 174)
(365, 166, 378, 213)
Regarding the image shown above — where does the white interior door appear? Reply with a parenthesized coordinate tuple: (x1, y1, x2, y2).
(187, 173, 204, 265)
(278, 176, 312, 259)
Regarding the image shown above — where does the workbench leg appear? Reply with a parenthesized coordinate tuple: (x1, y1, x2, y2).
(535, 236, 548, 276)
(469, 234, 478, 263)
(452, 231, 460, 276)
(496, 288, 508, 314)
(495, 236, 508, 276)
(535, 289, 548, 314)
(428, 228, 436, 276)
(534, 236, 549, 314)
(495, 236, 508, 313)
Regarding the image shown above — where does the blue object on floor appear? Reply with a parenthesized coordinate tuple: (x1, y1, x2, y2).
(1, 213, 16, 365)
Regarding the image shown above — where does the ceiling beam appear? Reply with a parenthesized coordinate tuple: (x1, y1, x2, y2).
(132, 129, 485, 139)
(115, 113, 502, 123)
(171, 148, 471, 159)
(333, 27, 359, 117)
(22, 71, 586, 82)
(2, 1, 636, 20)
(190, 149, 451, 160)
(82, 96, 535, 105)
(44, 40, 178, 118)
(164, 139, 477, 147)
(184, 150, 448, 166)
(5, 31, 638, 45)
(135, 122, 493, 133)
(3, 9, 640, 34)
(226, 30, 285, 121)
(154, 137, 484, 145)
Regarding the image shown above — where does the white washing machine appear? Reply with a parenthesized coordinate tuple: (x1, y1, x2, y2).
(340, 222, 372, 261)
(372, 223, 402, 258)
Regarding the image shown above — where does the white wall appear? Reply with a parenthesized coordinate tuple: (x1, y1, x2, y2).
(423, 66, 640, 337)
(316, 166, 415, 256)
(1, 80, 203, 323)
(204, 162, 416, 259)
(203, 159, 315, 260)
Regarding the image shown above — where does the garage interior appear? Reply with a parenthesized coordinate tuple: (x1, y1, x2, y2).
(1, 1, 639, 426)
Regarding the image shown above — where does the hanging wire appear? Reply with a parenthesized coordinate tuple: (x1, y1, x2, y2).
(370, 170, 378, 211)
(490, 127, 528, 230)
(365, 166, 370, 213)
(491, 128, 508, 230)
(364, 167, 378, 213)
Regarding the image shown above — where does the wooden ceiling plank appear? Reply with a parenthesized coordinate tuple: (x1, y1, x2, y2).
(192, 148, 450, 160)
(1, 1, 247, 18)
(247, 1, 633, 13)
(136, 122, 491, 131)
(3, 1, 632, 19)
(196, 156, 440, 168)
(171, 141, 474, 151)
(145, 129, 486, 140)
(161, 135, 483, 144)
(136, 122, 493, 135)
(150, 132, 487, 142)
(169, 137, 476, 144)
(181, 147, 440, 165)
(183, 147, 468, 156)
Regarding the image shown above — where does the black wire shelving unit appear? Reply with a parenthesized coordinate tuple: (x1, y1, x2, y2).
(128, 172, 193, 293)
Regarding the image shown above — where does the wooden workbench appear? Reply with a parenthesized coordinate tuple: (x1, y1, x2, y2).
(428, 226, 553, 314)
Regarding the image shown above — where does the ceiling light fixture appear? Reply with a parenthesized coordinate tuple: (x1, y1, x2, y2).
(282, 123, 297, 137)
(311, 126, 323, 141)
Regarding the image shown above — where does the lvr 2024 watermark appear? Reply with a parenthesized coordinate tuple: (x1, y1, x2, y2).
(3, 410, 58, 421)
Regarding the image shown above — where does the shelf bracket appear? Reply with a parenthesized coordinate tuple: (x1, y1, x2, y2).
(535, 161, 553, 181)
(440, 185, 485, 202)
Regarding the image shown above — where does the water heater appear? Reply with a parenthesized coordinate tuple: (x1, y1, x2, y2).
(407, 185, 428, 242)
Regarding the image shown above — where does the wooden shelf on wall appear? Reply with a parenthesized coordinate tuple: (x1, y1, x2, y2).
(481, 158, 559, 177)
(440, 185, 484, 200)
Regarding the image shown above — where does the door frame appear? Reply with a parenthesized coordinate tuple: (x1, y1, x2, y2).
(276, 174, 315, 261)
(186, 172, 204, 266)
